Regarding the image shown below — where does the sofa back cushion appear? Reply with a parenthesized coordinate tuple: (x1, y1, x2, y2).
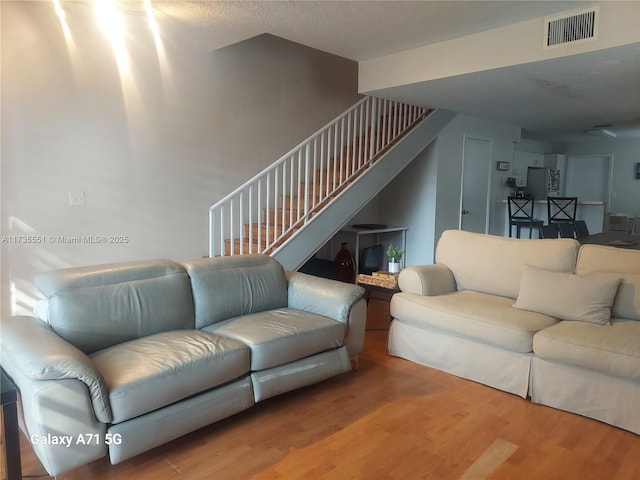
(181, 255, 288, 329)
(35, 260, 195, 354)
(576, 244, 640, 320)
(435, 230, 580, 299)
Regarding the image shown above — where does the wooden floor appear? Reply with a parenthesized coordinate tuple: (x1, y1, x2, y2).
(8, 297, 640, 479)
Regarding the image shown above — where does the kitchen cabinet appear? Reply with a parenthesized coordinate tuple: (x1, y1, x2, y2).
(543, 154, 566, 169)
(513, 150, 543, 186)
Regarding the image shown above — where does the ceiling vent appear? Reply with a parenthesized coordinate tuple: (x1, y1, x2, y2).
(544, 6, 599, 49)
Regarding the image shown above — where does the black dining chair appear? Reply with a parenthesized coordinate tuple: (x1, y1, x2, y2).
(508, 196, 544, 239)
(538, 224, 559, 239)
(547, 197, 578, 237)
(558, 222, 576, 238)
(574, 220, 590, 239)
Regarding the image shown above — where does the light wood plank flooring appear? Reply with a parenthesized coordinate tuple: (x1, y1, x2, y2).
(8, 298, 640, 479)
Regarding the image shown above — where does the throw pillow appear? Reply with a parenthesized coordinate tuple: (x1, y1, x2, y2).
(514, 265, 621, 325)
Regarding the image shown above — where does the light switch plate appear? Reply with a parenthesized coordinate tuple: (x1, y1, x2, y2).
(69, 191, 85, 206)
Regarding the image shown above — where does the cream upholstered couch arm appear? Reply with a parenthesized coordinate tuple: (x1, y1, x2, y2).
(285, 271, 367, 357)
(398, 264, 457, 296)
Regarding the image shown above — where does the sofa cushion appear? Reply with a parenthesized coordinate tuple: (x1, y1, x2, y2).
(204, 309, 345, 370)
(91, 330, 250, 423)
(182, 255, 288, 329)
(35, 260, 195, 354)
(390, 290, 557, 353)
(533, 319, 640, 382)
(514, 265, 621, 325)
(435, 230, 579, 299)
(575, 245, 640, 321)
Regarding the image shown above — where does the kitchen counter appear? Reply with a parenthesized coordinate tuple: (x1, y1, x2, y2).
(503, 199, 606, 237)
(532, 200, 605, 206)
(502, 199, 606, 205)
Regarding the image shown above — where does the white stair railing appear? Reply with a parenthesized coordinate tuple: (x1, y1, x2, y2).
(208, 96, 428, 257)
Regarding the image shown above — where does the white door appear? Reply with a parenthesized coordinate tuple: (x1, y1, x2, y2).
(460, 136, 491, 233)
(565, 155, 612, 203)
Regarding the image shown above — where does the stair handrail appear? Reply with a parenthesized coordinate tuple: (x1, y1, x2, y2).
(209, 96, 427, 257)
(210, 97, 369, 211)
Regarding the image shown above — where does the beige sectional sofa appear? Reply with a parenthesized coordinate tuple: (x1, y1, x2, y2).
(1, 254, 366, 476)
(389, 230, 640, 435)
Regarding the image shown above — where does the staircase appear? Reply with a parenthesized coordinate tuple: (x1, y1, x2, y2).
(209, 96, 455, 270)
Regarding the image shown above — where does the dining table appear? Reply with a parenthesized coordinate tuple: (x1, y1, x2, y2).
(579, 231, 640, 250)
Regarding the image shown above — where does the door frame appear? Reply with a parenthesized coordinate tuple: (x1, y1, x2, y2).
(459, 134, 493, 233)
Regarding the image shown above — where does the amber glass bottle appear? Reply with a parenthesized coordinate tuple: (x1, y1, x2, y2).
(334, 242, 354, 283)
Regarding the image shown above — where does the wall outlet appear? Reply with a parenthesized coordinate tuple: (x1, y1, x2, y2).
(68, 191, 85, 206)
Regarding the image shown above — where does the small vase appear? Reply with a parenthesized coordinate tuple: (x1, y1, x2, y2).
(335, 242, 354, 282)
(388, 261, 400, 274)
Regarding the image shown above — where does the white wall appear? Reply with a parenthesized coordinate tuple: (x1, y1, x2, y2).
(377, 115, 521, 265)
(553, 137, 640, 215)
(377, 141, 438, 267)
(516, 138, 553, 155)
(0, 2, 359, 316)
(326, 140, 440, 270)
(437, 116, 521, 251)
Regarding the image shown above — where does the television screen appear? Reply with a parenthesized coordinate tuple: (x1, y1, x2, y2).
(360, 244, 383, 275)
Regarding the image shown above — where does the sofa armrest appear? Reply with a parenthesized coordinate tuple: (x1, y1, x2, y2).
(398, 264, 456, 296)
(1, 315, 112, 423)
(285, 271, 365, 324)
(286, 272, 366, 358)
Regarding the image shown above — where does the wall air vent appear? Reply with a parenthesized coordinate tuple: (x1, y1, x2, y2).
(544, 6, 599, 49)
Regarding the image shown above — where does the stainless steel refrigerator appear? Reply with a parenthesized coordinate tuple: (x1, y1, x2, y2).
(525, 167, 561, 199)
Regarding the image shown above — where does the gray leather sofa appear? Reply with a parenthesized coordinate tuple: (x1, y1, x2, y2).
(1, 254, 366, 476)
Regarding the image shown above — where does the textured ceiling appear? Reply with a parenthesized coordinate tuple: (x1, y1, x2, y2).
(152, 1, 590, 60)
(102, 1, 640, 141)
(148, 0, 639, 141)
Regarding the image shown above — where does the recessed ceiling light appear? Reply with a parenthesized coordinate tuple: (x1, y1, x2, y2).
(586, 128, 617, 138)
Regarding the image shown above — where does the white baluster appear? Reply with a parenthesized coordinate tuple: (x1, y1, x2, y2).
(304, 143, 310, 220)
(239, 192, 244, 254)
(319, 131, 325, 201)
(358, 104, 364, 169)
(311, 138, 317, 214)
